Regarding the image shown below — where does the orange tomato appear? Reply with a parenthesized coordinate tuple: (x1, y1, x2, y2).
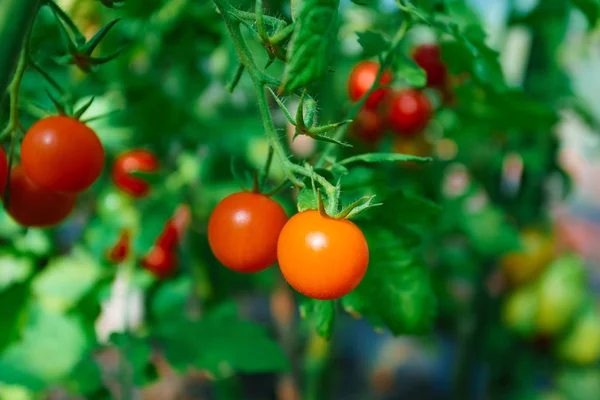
(277, 210, 369, 300)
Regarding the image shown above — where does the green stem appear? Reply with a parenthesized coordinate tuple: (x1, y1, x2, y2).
(28, 58, 65, 94)
(315, 20, 410, 169)
(215, 0, 338, 192)
(0, 0, 42, 105)
(260, 145, 274, 190)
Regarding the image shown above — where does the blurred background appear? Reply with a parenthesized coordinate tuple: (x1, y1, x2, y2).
(2, 0, 600, 399)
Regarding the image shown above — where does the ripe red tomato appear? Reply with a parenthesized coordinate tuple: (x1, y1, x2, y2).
(348, 61, 393, 109)
(112, 149, 160, 198)
(351, 108, 386, 144)
(5, 165, 76, 227)
(142, 245, 178, 279)
(156, 204, 191, 249)
(208, 192, 288, 273)
(0, 146, 8, 193)
(387, 89, 432, 136)
(106, 229, 131, 264)
(412, 44, 447, 87)
(21, 116, 104, 193)
(277, 210, 369, 300)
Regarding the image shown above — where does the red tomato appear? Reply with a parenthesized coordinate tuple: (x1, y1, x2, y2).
(21, 116, 104, 193)
(156, 204, 192, 250)
(112, 149, 160, 198)
(0, 147, 8, 193)
(5, 165, 76, 227)
(412, 44, 447, 87)
(277, 210, 369, 300)
(106, 229, 131, 264)
(351, 108, 386, 144)
(387, 89, 433, 136)
(208, 192, 288, 273)
(348, 61, 393, 109)
(141, 245, 177, 279)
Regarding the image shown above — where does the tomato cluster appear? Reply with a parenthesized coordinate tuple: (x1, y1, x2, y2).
(208, 192, 369, 300)
(348, 44, 448, 161)
(1, 116, 104, 228)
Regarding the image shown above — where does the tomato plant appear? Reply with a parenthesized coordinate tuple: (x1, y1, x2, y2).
(0, 0, 599, 399)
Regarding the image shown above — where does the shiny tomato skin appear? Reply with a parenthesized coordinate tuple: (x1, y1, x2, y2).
(412, 44, 447, 87)
(5, 165, 76, 228)
(277, 210, 369, 300)
(208, 192, 288, 273)
(348, 61, 393, 109)
(0, 147, 8, 193)
(112, 149, 160, 198)
(142, 245, 177, 279)
(351, 108, 386, 144)
(21, 116, 104, 193)
(387, 89, 433, 137)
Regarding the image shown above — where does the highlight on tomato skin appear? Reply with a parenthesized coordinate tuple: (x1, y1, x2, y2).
(347, 61, 394, 109)
(0, 146, 8, 193)
(277, 210, 369, 300)
(208, 191, 288, 273)
(112, 149, 160, 198)
(20, 116, 105, 194)
(4, 165, 77, 228)
(386, 89, 433, 137)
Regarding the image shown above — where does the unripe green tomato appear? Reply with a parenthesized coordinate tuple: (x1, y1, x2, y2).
(502, 284, 538, 338)
(557, 305, 600, 365)
(536, 254, 586, 335)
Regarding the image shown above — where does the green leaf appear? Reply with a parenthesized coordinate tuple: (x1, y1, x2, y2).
(300, 298, 336, 339)
(0, 360, 45, 391)
(0, 282, 30, 352)
(109, 333, 152, 385)
(356, 31, 389, 58)
(158, 312, 289, 375)
(151, 277, 191, 320)
(64, 356, 103, 395)
(279, 0, 340, 93)
(394, 54, 427, 88)
(1, 307, 88, 385)
(570, 0, 600, 27)
(32, 247, 103, 312)
(342, 228, 436, 334)
(0, 252, 33, 292)
(371, 190, 441, 225)
(337, 152, 432, 166)
(461, 205, 520, 256)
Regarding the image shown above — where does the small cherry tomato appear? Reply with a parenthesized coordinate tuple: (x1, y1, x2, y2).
(500, 228, 556, 286)
(277, 210, 369, 300)
(21, 116, 104, 193)
(557, 306, 600, 365)
(348, 61, 393, 109)
(351, 108, 386, 144)
(141, 244, 178, 279)
(112, 149, 160, 198)
(5, 165, 76, 227)
(106, 229, 131, 264)
(156, 204, 192, 250)
(0, 146, 8, 193)
(412, 44, 447, 87)
(208, 192, 288, 273)
(386, 89, 432, 137)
